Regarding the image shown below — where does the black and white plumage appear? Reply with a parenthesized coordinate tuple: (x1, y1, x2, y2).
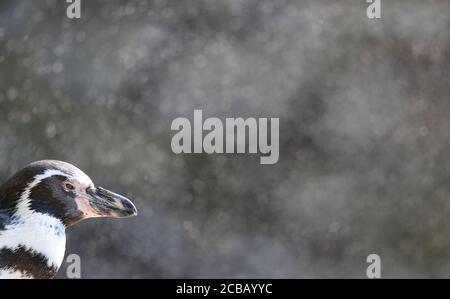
(0, 160, 137, 279)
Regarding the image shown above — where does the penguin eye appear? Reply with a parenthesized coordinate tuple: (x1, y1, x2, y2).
(64, 183, 75, 191)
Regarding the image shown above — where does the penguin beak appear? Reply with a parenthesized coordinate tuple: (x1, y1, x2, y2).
(83, 187, 138, 218)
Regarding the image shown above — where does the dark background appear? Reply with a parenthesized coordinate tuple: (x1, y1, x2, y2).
(0, 0, 449, 278)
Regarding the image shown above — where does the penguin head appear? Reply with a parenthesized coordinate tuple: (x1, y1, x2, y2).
(2, 160, 137, 226)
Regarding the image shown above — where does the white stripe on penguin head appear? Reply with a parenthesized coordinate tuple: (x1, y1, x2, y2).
(15, 169, 69, 216)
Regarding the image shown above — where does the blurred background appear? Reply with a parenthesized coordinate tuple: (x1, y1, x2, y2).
(0, 0, 449, 278)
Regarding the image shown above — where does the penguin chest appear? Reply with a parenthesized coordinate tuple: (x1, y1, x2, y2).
(0, 214, 66, 279)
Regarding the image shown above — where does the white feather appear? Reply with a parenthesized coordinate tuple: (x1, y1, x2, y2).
(0, 169, 68, 270)
(0, 268, 33, 279)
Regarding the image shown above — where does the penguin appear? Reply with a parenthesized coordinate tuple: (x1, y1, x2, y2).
(0, 160, 137, 279)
